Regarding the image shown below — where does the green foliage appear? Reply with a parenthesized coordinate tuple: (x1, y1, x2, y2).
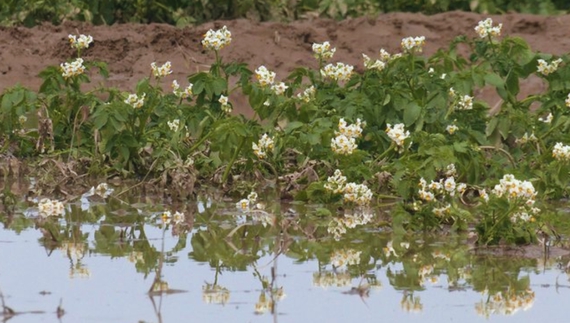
(4, 20, 570, 246)
(0, 0, 567, 27)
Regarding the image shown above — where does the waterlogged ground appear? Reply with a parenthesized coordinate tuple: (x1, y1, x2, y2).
(1, 184, 570, 322)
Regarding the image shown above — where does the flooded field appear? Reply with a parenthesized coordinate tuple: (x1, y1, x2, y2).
(1, 184, 570, 323)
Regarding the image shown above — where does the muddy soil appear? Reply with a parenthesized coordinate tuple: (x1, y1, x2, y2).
(1, 11, 569, 116)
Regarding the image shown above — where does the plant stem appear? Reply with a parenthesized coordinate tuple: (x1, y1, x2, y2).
(222, 137, 246, 183)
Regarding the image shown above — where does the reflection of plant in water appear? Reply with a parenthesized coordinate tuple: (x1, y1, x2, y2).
(255, 287, 285, 314)
(313, 271, 352, 288)
(475, 287, 535, 317)
(400, 292, 423, 313)
(202, 283, 230, 305)
(59, 240, 90, 279)
(327, 209, 374, 241)
(331, 249, 361, 268)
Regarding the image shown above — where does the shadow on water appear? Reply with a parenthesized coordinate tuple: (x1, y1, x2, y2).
(1, 180, 570, 321)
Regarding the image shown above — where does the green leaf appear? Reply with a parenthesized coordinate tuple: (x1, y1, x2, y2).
(403, 103, 422, 126)
(486, 117, 499, 137)
(284, 121, 304, 133)
(94, 113, 108, 129)
(506, 72, 519, 96)
(484, 73, 504, 88)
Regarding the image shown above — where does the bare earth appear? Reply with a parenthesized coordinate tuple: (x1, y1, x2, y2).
(1, 11, 569, 115)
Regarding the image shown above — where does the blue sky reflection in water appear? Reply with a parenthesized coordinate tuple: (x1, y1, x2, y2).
(1, 196, 570, 323)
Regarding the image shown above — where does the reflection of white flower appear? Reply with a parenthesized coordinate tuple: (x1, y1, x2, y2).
(475, 288, 535, 318)
(313, 271, 352, 288)
(202, 284, 230, 305)
(38, 198, 65, 217)
(331, 249, 361, 268)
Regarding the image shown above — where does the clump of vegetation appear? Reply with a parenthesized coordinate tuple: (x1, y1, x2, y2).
(2, 17, 570, 245)
(0, 0, 568, 27)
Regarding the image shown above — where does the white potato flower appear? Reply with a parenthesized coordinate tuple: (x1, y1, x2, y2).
(60, 58, 85, 78)
(124, 93, 146, 109)
(68, 34, 93, 50)
(474, 18, 502, 38)
(312, 41, 336, 60)
(151, 61, 172, 78)
(202, 26, 232, 51)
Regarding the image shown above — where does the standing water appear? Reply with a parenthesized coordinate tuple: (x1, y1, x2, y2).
(1, 186, 570, 323)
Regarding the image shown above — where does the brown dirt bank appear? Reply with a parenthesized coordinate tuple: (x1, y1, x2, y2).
(1, 11, 569, 114)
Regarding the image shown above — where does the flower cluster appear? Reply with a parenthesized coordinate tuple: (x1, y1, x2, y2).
(343, 183, 374, 206)
(60, 58, 85, 78)
(255, 65, 276, 87)
(330, 249, 361, 268)
(537, 58, 563, 76)
(271, 82, 288, 95)
(362, 53, 386, 71)
(566, 93, 570, 107)
(252, 133, 274, 159)
(151, 61, 172, 78)
(337, 118, 365, 138)
(324, 170, 373, 206)
(38, 198, 65, 217)
(401, 36, 426, 53)
(218, 95, 231, 113)
(386, 123, 410, 150)
(331, 118, 364, 155)
(418, 172, 467, 202)
(312, 41, 336, 60)
(320, 62, 354, 82)
(474, 18, 502, 38)
(324, 169, 347, 194)
(124, 93, 145, 109)
(167, 119, 180, 132)
(331, 135, 357, 155)
(475, 288, 534, 318)
(553, 142, 570, 162)
(296, 85, 316, 102)
(171, 80, 193, 99)
(491, 174, 536, 204)
(68, 34, 93, 50)
(202, 26, 232, 51)
(379, 48, 402, 62)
